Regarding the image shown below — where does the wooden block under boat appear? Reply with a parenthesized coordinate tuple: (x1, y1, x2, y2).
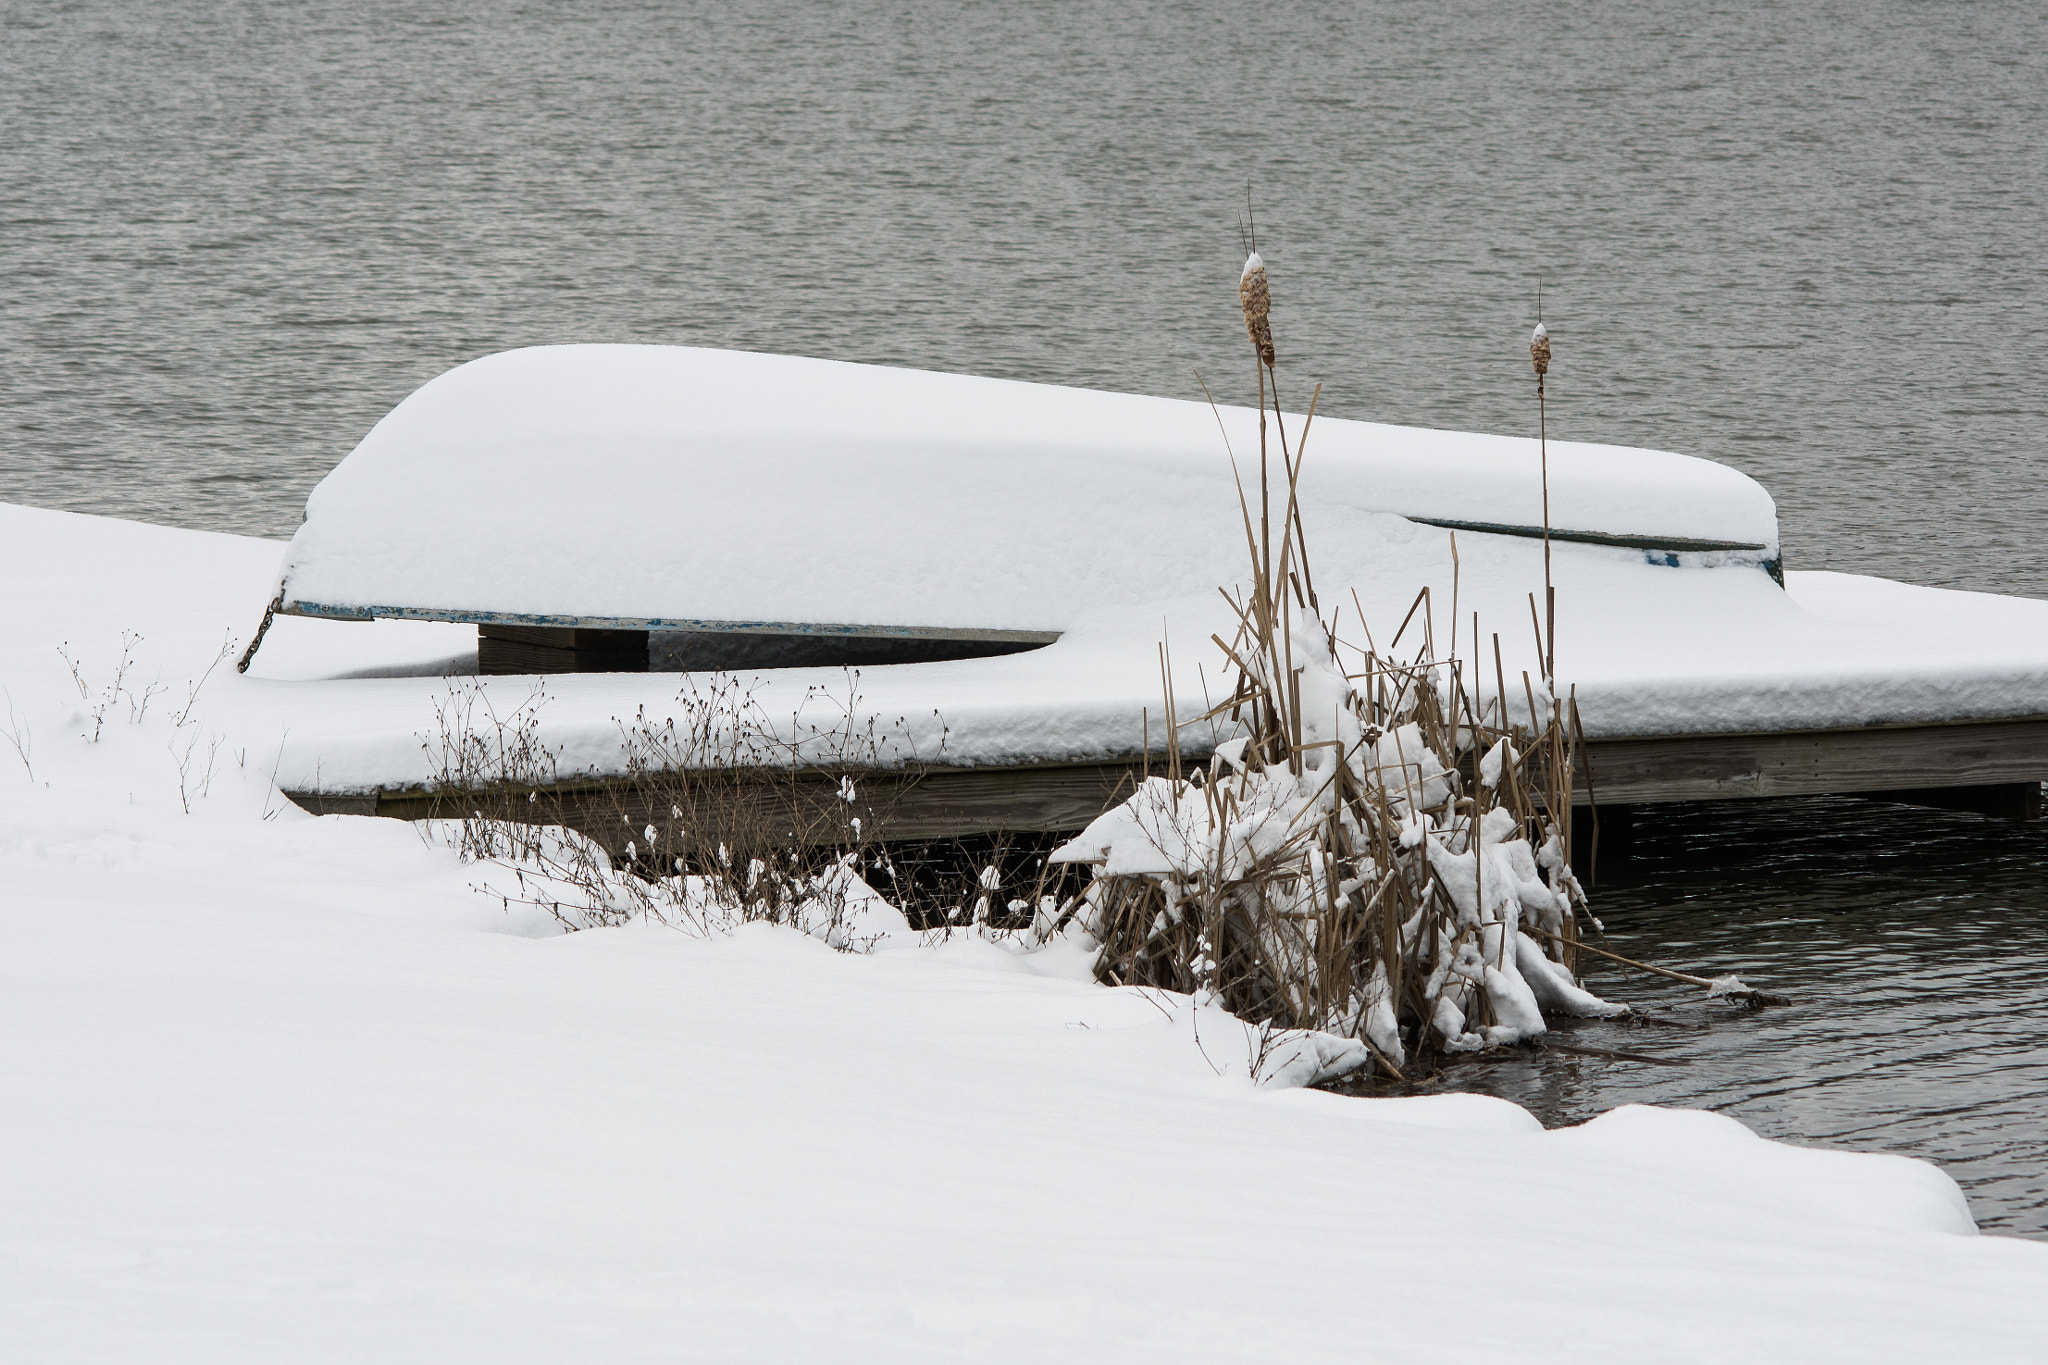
(478, 625, 648, 675)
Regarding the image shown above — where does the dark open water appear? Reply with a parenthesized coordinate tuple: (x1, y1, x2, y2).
(3, 2, 2045, 1232)
(1328, 797, 2048, 1235)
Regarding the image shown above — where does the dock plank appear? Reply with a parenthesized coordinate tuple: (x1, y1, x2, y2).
(1586, 718, 2048, 803)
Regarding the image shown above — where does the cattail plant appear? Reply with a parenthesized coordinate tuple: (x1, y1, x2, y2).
(1531, 309, 1555, 681)
(1050, 251, 1628, 1078)
(1240, 253, 1276, 369)
(1052, 250, 1788, 1078)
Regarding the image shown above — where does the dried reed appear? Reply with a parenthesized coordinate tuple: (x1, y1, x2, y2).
(426, 673, 1071, 941)
(1531, 308, 1554, 680)
(1057, 253, 1617, 1073)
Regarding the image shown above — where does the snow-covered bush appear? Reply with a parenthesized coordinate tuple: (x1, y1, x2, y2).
(425, 672, 906, 945)
(424, 671, 1033, 946)
(1050, 600, 1620, 1072)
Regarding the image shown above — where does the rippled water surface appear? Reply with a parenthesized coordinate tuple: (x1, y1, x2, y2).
(1331, 797, 2048, 1235)
(3, 2, 2045, 1232)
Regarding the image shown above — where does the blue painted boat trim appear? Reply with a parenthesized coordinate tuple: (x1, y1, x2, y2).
(1403, 516, 1768, 555)
(1404, 517, 1783, 585)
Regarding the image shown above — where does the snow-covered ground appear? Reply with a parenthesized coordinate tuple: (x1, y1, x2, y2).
(6, 499, 2048, 1360)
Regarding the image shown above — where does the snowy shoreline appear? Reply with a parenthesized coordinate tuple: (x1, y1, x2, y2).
(5, 497, 2048, 1359)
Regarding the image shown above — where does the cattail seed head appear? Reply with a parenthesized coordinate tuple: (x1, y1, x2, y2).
(1529, 321, 1551, 377)
(1240, 253, 1276, 368)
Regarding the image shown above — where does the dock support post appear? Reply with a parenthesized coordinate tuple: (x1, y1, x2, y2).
(1571, 804, 1635, 883)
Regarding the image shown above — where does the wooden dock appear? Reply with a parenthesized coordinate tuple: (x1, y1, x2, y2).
(286, 713, 2048, 845)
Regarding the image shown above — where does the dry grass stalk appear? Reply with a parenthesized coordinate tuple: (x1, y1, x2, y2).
(426, 672, 1022, 942)
(426, 671, 1087, 943)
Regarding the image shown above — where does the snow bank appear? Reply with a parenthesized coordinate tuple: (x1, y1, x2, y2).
(276, 344, 1779, 631)
(6, 498, 2048, 1362)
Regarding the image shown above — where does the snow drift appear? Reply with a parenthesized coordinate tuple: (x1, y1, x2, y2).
(6, 499, 2048, 1363)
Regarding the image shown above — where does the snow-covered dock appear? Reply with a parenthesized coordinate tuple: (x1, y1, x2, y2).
(243, 345, 2048, 834)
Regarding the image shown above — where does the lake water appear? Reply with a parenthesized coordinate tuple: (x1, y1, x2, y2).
(3, 1, 2045, 1232)
(1326, 796, 2048, 1236)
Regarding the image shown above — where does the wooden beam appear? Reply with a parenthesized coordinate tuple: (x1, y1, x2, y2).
(650, 632, 1045, 670)
(283, 598, 1060, 645)
(1582, 718, 2048, 803)
(305, 760, 1149, 846)
(285, 717, 2048, 841)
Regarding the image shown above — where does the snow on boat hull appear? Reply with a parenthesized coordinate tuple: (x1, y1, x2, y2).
(271, 344, 1780, 638)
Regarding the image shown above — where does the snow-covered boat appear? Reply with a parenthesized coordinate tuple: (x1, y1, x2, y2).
(267, 343, 1779, 664)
